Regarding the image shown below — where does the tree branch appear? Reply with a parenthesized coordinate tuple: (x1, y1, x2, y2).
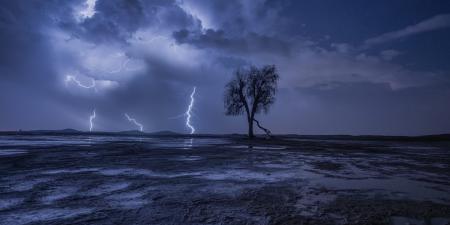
(253, 118, 272, 138)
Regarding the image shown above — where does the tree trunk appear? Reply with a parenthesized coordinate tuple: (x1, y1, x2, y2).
(247, 117, 254, 138)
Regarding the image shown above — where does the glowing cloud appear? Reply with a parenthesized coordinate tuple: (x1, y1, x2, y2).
(75, 0, 97, 22)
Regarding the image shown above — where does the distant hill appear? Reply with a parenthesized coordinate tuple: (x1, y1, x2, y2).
(116, 130, 145, 135)
(59, 128, 81, 133)
(148, 130, 180, 136)
(5, 129, 84, 135)
(116, 130, 181, 136)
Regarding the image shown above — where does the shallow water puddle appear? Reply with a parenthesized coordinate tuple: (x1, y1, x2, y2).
(0, 198, 24, 210)
(105, 191, 148, 209)
(84, 182, 130, 196)
(42, 168, 102, 175)
(41, 186, 79, 204)
(229, 145, 286, 150)
(311, 176, 450, 203)
(0, 149, 27, 156)
(0, 208, 94, 225)
(173, 155, 203, 161)
(201, 169, 299, 182)
(8, 178, 52, 192)
(149, 138, 230, 148)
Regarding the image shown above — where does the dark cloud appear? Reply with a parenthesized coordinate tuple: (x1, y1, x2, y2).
(173, 28, 291, 55)
(363, 14, 450, 48)
(53, 0, 199, 44)
(76, 0, 147, 43)
(0, 0, 449, 135)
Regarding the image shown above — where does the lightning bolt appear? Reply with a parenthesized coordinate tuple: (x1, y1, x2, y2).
(124, 113, 144, 132)
(136, 34, 179, 52)
(107, 59, 130, 74)
(186, 87, 196, 134)
(101, 57, 144, 74)
(110, 59, 129, 73)
(65, 75, 96, 90)
(89, 109, 96, 132)
(168, 87, 197, 134)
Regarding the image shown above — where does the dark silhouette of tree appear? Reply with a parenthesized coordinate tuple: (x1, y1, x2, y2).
(224, 65, 279, 138)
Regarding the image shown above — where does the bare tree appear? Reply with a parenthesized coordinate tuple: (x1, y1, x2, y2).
(224, 65, 279, 138)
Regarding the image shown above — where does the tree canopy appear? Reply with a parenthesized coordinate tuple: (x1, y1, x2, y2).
(224, 65, 279, 138)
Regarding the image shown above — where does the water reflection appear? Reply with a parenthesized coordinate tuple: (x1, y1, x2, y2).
(183, 138, 194, 149)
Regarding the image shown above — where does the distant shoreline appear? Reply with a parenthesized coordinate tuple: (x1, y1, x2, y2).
(0, 130, 449, 142)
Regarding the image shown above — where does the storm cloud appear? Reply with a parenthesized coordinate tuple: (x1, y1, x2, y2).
(0, 0, 449, 135)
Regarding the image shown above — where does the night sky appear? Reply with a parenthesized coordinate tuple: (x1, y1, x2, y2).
(1, 0, 450, 135)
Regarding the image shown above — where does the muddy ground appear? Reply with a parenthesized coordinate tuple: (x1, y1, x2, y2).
(0, 135, 449, 225)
